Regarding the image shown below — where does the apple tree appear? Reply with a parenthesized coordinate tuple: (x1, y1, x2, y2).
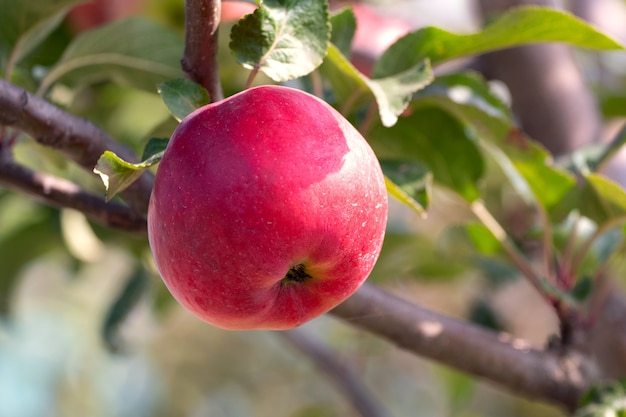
(1, 0, 626, 416)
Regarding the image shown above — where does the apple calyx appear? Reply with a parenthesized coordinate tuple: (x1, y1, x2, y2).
(282, 264, 312, 285)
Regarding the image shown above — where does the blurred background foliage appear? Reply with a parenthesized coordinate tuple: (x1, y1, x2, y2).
(2, 0, 626, 416)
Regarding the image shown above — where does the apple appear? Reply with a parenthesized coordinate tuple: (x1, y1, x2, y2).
(147, 85, 388, 330)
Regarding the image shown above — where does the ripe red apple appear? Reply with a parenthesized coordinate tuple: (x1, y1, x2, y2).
(147, 85, 388, 330)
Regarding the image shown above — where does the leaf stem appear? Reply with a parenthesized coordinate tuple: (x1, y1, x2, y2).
(559, 213, 580, 289)
(470, 200, 549, 301)
(245, 67, 260, 90)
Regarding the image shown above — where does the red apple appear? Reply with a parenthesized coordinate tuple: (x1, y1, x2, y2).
(147, 85, 388, 330)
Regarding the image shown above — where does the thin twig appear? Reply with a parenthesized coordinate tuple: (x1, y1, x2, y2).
(182, 0, 224, 102)
(0, 79, 153, 215)
(279, 329, 392, 417)
(330, 283, 596, 412)
(0, 157, 146, 232)
(470, 200, 550, 301)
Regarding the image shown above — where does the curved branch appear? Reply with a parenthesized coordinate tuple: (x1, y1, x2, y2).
(182, 0, 224, 102)
(0, 79, 153, 216)
(330, 283, 598, 411)
(0, 157, 146, 232)
(279, 329, 393, 417)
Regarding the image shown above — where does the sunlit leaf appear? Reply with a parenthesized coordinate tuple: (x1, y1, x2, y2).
(414, 72, 575, 211)
(230, 0, 330, 82)
(553, 173, 626, 227)
(374, 6, 624, 78)
(94, 149, 164, 201)
(319, 44, 433, 126)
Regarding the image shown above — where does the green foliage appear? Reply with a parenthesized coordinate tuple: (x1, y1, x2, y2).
(329, 7, 356, 58)
(0, 0, 85, 76)
(374, 6, 624, 77)
(320, 43, 434, 127)
(229, 0, 330, 82)
(553, 173, 626, 227)
(102, 267, 150, 352)
(380, 160, 431, 216)
(93, 149, 164, 201)
(575, 379, 626, 417)
(369, 106, 485, 202)
(5, 1, 626, 414)
(157, 78, 210, 122)
(38, 17, 184, 94)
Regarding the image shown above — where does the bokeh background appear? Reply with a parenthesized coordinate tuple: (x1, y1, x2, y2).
(2, 0, 626, 416)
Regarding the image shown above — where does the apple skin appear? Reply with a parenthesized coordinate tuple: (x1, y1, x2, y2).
(147, 85, 388, 330)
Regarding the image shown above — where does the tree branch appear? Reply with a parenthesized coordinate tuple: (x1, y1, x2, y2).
(0, 156, 146, 232)
(0, 79, 153, 216)
(330, 283, 598, 412)
(182, 0, 224, 102)
(279, 329, 393, 417)
(0, 77, 605, 411)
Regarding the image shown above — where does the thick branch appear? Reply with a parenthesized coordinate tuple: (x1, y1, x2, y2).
(182, 0, 224, 102)
(279, 329, 392, 417)
(0, 157, 146, 232)
(330, 283, 598, 411)
(0, 79, 153, 215)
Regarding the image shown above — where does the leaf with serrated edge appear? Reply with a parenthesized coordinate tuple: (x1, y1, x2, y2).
(230, 0, 330, 82)
(320, 44, 433, 127)
(374, 6, 624, 78)
(94, 150, 164, 201)
(158, 78, 210, 122)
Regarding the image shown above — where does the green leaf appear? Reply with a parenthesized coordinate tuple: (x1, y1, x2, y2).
(374, 6, 624, 78)
(38, 17, 183, 94)
(319, 44, 433, 126)
(380, 160, 431, 216)
(229, 0, 330, 82)
(368, 106, 485, 202)
(0, 0, 86, 73)
(141, 138, 169, 161)
(102, 268, 149, 352)
(330, 7, 356, 57)
(438, 223, 503, 260)
(553, 173, 626, 228)
(468, 299, 504, 331)
(570, 276, 593, 303)
(158, 78, 210, 122)
(93, 149, 164, 201)
(414, 72, 575, 211)
(368, 59, 433, 127)
(575, 379, 626, 417)
(318, 43, 371, 111)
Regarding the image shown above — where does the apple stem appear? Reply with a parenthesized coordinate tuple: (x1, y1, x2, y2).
(283, 264, 312, 284)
